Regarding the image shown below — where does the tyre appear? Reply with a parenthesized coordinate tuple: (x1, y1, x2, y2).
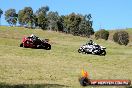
(78, 49, 82, 53)
(46, 44, 51, 50)
(23, 41, 28, 48)
(101, 50, 106, 56)
(20, 43, 23, 47)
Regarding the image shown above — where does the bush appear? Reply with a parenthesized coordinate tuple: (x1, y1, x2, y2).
(113, 31, 129, 45)
(95, 29, 109, 40)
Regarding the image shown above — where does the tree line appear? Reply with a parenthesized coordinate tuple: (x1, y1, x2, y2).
(0, 7, 130, 45)
(0, 6, 94, 37)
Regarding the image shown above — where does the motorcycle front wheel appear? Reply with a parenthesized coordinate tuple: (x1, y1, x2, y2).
(101, 50, 106, 56)
(78, 49, 82, 53)
(46, 44, 51, 50)
(20, 43, 23, 47)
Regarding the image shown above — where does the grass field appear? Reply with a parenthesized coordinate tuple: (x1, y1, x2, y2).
(0, 26, 132, 88)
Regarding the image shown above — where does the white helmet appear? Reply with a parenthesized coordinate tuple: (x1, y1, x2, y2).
(30, 34, 35, 37)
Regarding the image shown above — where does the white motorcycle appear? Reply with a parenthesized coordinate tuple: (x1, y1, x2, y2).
(78, 43, 106, 56)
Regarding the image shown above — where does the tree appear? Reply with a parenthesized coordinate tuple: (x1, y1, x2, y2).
(18, 7, 35, 28)
(5, 9, 17, 26)
(37, 13, 48, 29)
(0, 9, 3, 25)
(57, 15, 64, 31)
(64, 13, 82, 35)
(113, 31, 129, 45)
(95, 29, 109, 40)
(63, 13, 94, 37)
(79, 14, 94, 37)
(23, 7, 35, 28)
(35, 6, 49, 29)
(47, 11, 60, 31)
(35, 6, 49, 16)
(18, 10, 25, 26)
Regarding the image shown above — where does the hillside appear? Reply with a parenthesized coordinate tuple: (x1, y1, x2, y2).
(0, 26, 132, 88)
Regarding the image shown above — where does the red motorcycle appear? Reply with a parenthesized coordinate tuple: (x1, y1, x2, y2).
(20, 36, 51, 50)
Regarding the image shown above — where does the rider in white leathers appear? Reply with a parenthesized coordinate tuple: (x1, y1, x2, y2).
(85, 40, 97, 53)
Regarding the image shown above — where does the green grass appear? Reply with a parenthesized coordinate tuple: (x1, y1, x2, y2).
(0, 26, 132, 88)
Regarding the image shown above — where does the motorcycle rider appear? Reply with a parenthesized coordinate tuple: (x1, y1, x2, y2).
(86, 40, 98, 53)
(30, 34, 37, 39)
(30, 34, 41, 43)
(78, 39, 106, 55)
(86, 40, 96, 45)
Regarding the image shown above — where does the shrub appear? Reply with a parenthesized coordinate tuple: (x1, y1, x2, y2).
(95, 29, 109, 40)
(113, 31, 129, 45)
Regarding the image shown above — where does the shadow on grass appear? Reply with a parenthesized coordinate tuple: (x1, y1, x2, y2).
(0, 83, 69, 88)
(126, 86, 132, 88)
